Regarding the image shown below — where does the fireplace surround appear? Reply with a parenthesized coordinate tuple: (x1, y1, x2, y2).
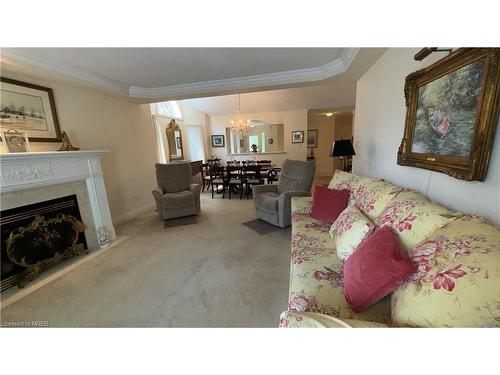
(0, 150, 116, 291)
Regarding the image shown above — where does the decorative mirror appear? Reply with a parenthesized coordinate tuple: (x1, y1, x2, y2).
(166, 119, 183, 161)
(226, 122, 284, 154)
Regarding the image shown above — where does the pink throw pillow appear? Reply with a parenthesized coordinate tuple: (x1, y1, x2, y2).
(343, 227, 417, 313)
(310, 186, 349, 223)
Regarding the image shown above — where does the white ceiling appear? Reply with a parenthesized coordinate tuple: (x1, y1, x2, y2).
(185, 49, 386, 115)
(12, 48, 346, 87)
(0, 48, 385, 101)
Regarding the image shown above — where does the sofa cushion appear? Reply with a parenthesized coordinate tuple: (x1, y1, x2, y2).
(289, 212, 391, 324)
(310, 186, 349, 223)
(329, 205, 375, 261)
(162, 191, 195, 208)
(355, 180, 403, 221)
(344, 227, 416, 313)
(377, 190, 458, 252)
(391, 216, 500, 327)
(254, 192, 280, 213)
(279, 311, 389, 328)
(328, 170, 380, 204)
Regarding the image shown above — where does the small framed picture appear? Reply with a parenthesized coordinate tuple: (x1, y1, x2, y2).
(307, 129, 318, 148)
(211, 135, 225, 147)
(1, 130, 31, 153)
(291, 130, 304, 144)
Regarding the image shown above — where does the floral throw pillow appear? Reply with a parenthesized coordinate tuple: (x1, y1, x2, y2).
(328, 170, 379, 205)
(330, 205, 375, 261)
(377, 190, 459, 252)
(391, 215, 500, 327)
(355, 180, 402, 222)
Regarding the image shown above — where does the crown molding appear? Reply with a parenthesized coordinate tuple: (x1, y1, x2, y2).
(1, 48, 359, 101)
(0, 49, 130, 96)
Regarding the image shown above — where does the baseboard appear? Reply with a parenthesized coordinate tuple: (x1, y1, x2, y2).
(112, 202, 156, 226)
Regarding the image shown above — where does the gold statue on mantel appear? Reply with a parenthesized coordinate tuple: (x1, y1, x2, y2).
(58, 131, 80, 151)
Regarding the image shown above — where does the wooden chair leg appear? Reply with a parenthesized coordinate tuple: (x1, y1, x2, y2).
(211, 183, 214, 198)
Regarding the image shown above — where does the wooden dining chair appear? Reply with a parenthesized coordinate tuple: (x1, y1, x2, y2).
(226, 165, 244, 199)
(201, 163, 212, 192)
(244, 165, 264, 199)
(267, 167, 281, 184)
(210, 165, 226, 198)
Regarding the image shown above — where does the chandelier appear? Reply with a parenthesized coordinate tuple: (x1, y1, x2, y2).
(230, 94, 250, 136)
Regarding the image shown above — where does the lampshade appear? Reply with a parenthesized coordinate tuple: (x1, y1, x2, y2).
(330, 139, 355, 157)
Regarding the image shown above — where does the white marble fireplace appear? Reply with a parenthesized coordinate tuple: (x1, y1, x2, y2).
(0, 150, 116, 249)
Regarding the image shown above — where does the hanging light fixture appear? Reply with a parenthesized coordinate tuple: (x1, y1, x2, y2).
(230, 94, 250, 136)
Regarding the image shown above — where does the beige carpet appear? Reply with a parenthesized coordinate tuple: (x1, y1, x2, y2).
(0, 193, 291, 327)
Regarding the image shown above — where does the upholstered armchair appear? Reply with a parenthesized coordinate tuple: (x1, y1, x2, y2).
(252, 159, 315, 228)
(152, 163, 201, 220)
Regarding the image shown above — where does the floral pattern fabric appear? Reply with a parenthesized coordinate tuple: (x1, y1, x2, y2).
(289, 199, 391, 324)
(279, 310, 389, 328)
(391, 216, 500, 327)
(355, 180, 402, 222)
(377, 190, 459, 252)
(329, 205, 375, 261)
(328, 170, 380, 205)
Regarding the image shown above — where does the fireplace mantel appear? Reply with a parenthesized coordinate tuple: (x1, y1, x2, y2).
(0, 150, 116, 244)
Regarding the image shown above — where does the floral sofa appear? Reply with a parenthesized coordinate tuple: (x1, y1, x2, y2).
(279, 170, 500, 328)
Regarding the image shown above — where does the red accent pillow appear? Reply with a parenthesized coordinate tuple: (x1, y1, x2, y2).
(343, 226, 417, 313)
(310, 186, 349, 223)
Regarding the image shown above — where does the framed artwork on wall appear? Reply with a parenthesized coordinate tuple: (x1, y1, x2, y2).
(291, 130, 304, 143)
(211, 135, 225, 147)
(1, 130, 31, 153)
(0, 77, 62, 142)
(397, 48, 499, 181)
(307, 129, 318, 148)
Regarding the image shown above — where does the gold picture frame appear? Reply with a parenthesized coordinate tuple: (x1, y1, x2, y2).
(397, 48, 499, 181)
(1, 129, 31, 153)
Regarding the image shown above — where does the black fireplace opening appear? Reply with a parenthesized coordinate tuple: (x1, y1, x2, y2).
(1, 194, 87, 292)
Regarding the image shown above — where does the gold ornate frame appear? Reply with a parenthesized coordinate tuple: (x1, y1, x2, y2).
(397, 48, 499, 181)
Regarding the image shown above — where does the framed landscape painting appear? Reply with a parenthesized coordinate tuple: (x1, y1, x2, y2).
(398, 48, 499, 181)
(0, 77, 62, 142)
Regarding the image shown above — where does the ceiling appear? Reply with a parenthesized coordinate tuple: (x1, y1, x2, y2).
(0, 48, 385, 102)
(185, 49, 385, 115)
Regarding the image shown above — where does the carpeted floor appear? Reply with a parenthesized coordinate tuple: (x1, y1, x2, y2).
(0, 193, 292, 327)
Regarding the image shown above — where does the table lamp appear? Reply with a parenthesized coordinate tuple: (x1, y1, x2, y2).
(330, 139, 355, 172)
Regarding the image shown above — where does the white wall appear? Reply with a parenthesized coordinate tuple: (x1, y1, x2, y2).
(1, 71, 158, 224)
(353, 48, 500, 224)
(208, 109, 308, 165)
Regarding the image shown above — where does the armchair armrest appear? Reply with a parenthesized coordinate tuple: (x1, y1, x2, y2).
(279, 311, 388, 328)
(189, 183, 201, 213)
(152, 187, 164, 199)
(189, 183, 201, 194)
(278, 190, 310, 227)
(252, 184, 278, 196)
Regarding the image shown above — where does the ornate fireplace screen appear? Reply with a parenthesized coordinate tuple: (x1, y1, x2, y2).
(1, 195, 87, 291)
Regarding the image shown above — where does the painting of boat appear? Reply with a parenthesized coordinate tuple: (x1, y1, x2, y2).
(428, 108, 450, 138)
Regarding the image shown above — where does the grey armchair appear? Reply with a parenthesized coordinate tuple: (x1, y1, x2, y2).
(252, 159, 315, 228)
(152, 163, 201, 220)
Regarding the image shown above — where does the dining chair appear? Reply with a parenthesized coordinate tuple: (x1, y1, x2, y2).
(210, 165, 226, 198)
(267, 167, 281, 184)
(201, 163, 212, 192)
(244, 165, 264, 199)
(226, 165, 244, 199)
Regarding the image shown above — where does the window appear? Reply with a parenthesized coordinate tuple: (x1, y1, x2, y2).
(186, 124, 206, 162)
(155, 101, 182, 120)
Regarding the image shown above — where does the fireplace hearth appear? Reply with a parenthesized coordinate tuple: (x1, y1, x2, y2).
(1, 195, 87, 291)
